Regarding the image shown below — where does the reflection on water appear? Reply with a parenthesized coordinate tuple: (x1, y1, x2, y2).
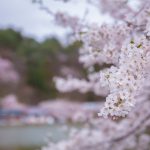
(0, 124, 79, 150)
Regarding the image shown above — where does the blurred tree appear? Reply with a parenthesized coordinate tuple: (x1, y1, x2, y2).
(0, 28, 99, 104)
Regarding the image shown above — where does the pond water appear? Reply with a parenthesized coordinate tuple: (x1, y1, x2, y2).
(0, 124, 80, 150)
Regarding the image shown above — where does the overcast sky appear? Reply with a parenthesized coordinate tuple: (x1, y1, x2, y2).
(0, 0, 112, 41)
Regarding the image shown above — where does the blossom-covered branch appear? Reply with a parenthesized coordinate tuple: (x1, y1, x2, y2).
(38, 0, 150, 149)
(52, 0, 150, 118)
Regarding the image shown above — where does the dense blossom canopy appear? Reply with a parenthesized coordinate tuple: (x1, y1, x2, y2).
(53, 0, 150, 118)
(32, 0, 150, 150)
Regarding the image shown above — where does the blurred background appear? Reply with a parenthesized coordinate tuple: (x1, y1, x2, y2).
(0, 0, 109, 150)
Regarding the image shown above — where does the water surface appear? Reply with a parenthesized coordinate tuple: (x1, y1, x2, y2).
(0, 124, 78, 150)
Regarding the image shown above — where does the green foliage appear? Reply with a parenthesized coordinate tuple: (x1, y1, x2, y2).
(39, 38, 62, 54)
(16, 38, 39, 57)
(27, 60, 49, 91)
(0, 28, 22, 49)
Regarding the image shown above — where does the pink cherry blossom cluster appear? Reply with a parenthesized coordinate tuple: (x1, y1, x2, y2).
(0, 58, 20, 84)
(54, 74, 108, 96)
(99, 36, 150, 118)
(55, 12, 81, 31)
(79, 24, 131, 67)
